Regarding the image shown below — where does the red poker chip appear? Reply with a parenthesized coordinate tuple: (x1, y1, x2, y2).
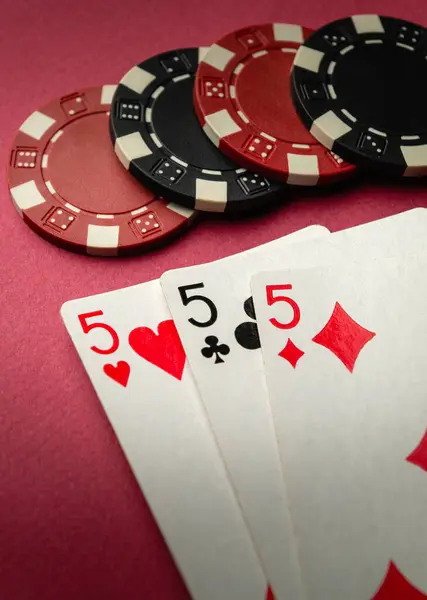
(194, 23, 357, 186)
(8, 85, 198, 256)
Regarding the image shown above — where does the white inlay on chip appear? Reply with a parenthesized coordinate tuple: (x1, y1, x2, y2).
(101, 85, 117, 105)
(351, 14, 385, 35)
(237, 111, 249, 124)
(273, 23, 304, 43)
(195, 179, 227, 212)
(294, 45, 324, 73)
(115, 132, 152, 169)
(341, 108, 357, 122)
(65, 203, 80, 213)
(368, 127, 387, 137)
(202, 123, 220, 147)
(131, 206, 148, 215)
(96, 214, 114, 219)
(51, 130, 63, 143)
(171, 156, 188, 167)
(150, 133, 163, 148)
(46, 181, 56, 195)
(151, 86, 165, 100)
(327, 84, 337, 99)
(203, 44, 235, 71)
(173, 74, 191, 83)
(121, 66, 155, 94)
(198, 47, 210, 62)
(42, 155, 49, 169)
(167, 202, 195, 217)
(401, 144, 427, 176)
(327, 61, 336, 75)
(207, 109, 241, 141)
(10, 180, 46, 217)
(260, 132, 276, 142)
(202, 169, 222, 175)
(87, 224, 120, 250)
(310, 111, 351, 149)
(233, 63, 244, 75)
(397, 43, 415, 51)
(340, 45, 354, 56)
(19, 111, 56, 141)
(252, 50, 268, 59)
(287, 153, 320, 185)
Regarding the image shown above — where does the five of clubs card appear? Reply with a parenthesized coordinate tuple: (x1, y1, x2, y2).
(61, 208, 427, 600)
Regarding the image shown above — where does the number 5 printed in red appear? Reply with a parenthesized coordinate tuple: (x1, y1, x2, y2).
(78, 310, 130, 387)
(264, 285, 305, 368)
(266, 285, 301, 330)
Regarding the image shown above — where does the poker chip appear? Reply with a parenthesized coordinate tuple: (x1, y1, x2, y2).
(109, 47, 286, 213)
(8, 86, 197, 256)
(193, 23, 356, 186)
(291, 15, 427, 177)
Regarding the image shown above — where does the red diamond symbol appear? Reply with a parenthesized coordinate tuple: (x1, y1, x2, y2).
(265, 585, 276, 600)
(312, 302, 376, 373)
(278, 339, 304, 368)
(406, 429, 427, 473)
(371, 561, 427, 599)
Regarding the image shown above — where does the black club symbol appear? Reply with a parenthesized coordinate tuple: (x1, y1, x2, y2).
(234, 296, 261, 350)
(201, 336, 230, 364)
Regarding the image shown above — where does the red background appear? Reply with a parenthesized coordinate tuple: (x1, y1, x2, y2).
(1, 1, 426, 599)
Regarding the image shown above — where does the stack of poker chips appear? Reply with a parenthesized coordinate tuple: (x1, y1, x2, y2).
(7, 15, 427, 256)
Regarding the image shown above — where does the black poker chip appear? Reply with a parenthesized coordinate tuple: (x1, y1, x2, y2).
(109, 47, 287, 213)
(291, 15, 427, 177)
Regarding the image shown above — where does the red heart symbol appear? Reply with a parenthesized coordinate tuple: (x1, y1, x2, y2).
(103, 361, 130, 387)
(128, 319, 186, 380)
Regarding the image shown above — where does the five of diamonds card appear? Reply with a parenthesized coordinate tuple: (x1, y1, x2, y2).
(61, 209, 427, 600)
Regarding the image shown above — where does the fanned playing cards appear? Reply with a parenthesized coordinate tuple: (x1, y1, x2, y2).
(61, 209, 427, 600)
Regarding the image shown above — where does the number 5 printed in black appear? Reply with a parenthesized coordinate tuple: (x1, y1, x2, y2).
(178, 283, 218, 328)
(177, 283, 231, 364)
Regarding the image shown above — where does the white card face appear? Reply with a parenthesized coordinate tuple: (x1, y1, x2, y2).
(160, 225, 330, 599)
(60, 280, 269, 600)
(255, 208, 427, 275)
(252, 255, 427, 599)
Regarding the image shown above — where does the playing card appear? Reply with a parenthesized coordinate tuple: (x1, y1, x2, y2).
(160, 224, 330, 599)
(60, 279, 269, 600)
(252, 255, 427, 599)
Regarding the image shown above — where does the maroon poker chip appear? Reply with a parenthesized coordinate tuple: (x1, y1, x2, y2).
(194, 23, 357, 186)
(8, 85, 198, 256)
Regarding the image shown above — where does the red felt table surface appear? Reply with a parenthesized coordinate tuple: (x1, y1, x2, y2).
(1, 1, 426, 599)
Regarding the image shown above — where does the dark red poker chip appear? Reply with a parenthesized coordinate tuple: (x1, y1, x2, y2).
(194, 23, 357, 186)
(8, 85, 198, 256)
